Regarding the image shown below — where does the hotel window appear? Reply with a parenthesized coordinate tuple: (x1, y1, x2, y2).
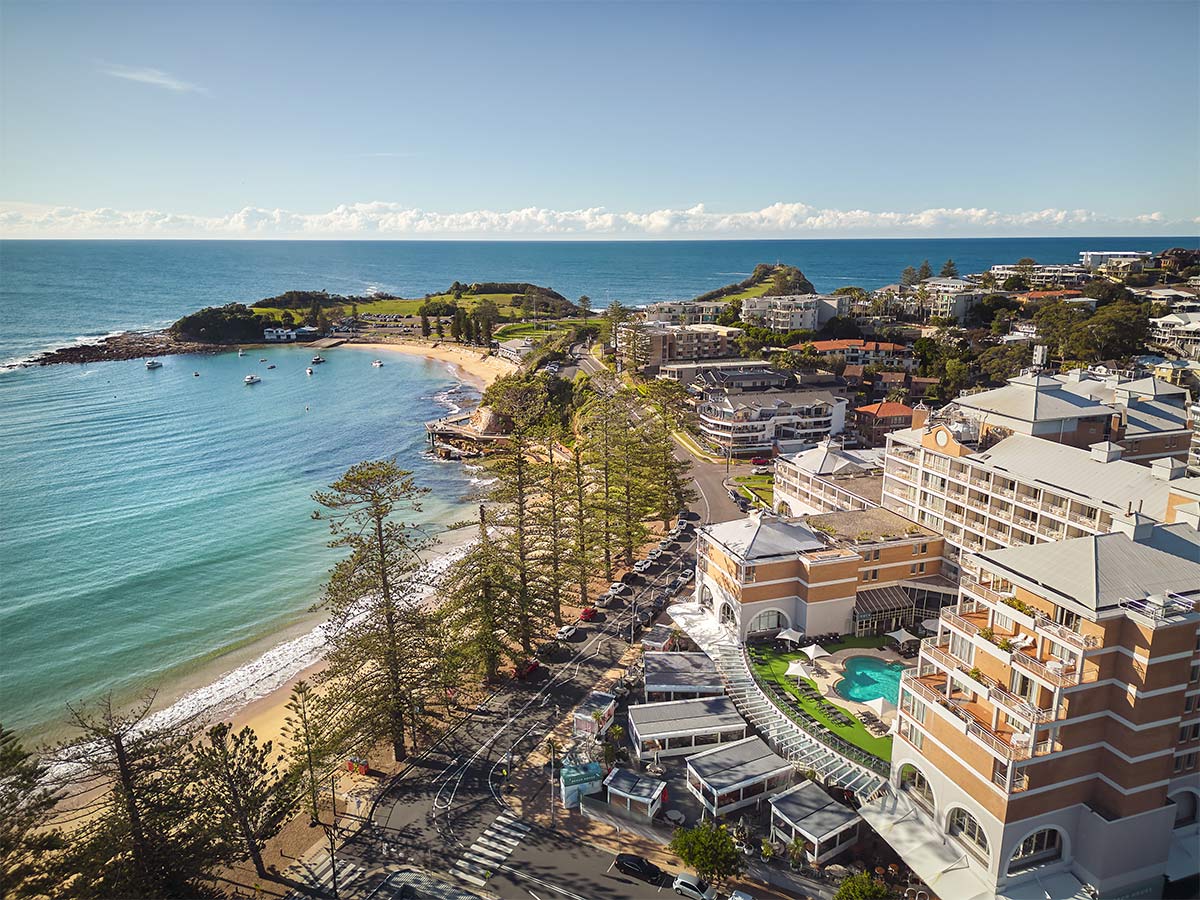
(948, 808, 989, 860)
(993, 610, 1014, 633)
(1011, 671, 1035, 701)
(1008, 828, 1062, 874)
(900, 719, 924, 750)
(1191, 662, 1200, 685)
(1188, 752, 1198, 770)
(1186, 696, 1197, 714)
(949, 632, 975, 666)
(1055, 606, 1081, 631)
(899, 765, 933, 809)
(1175, 755, 1187, 774)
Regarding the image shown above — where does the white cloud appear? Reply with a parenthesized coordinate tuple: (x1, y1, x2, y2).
(0, 199, 1191, 239)
(99, 64, 208, 94)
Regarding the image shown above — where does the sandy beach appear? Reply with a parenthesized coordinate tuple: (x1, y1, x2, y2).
(349, 338, 517, 389)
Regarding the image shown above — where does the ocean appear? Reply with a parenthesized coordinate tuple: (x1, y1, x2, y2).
(0, 236, 1192, 737)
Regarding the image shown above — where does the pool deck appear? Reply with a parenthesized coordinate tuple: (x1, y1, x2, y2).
(812, 647, 910, 726)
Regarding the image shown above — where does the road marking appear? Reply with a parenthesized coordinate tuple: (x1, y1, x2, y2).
(528, 891, 544, 900)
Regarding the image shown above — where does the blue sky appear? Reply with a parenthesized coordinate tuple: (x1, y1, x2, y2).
(1, 0, 1197, 238)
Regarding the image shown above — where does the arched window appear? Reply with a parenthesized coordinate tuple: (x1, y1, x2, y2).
(1008, 827, 1063, 873)
(719, 603, 737, 629)
(700, 584, 716, 612)
(898, 764, 933, 811)
(947, 808, 989, 861)
(747, 609, 787, 634)
(1170, 791, 1198, 828)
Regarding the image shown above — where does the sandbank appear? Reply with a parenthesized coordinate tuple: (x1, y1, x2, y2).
(347, 339, 517, 389)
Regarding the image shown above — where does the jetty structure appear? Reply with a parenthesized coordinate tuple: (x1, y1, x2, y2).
(425, 405, 512, 459)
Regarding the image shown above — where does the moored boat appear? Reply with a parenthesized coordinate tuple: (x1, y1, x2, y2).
(312, 355, 326, 364)
(244, 374, 261, 385)
(145, 359, 162, 369)
(371, 359, 384, 367)
(306, 367, 314, 375)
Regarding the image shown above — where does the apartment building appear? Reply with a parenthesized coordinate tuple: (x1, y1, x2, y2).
(854, 401, 917, 447)
(880, 418, 1200, 580)
(658, 358, 776, 383)
(694, 509, 944, 640)
(1150, 311, 1200, 359)
(641, 299, 728, 326)
(740, 294, 848, 333)
(946, 371, 1192, 464)
(864, 516, 1200, 899)
(697, 390, 847, 455)
(1192, 401, 1200, 477)
(989, 264, 1091, 288)
(773, 439, 885, 516)
(918, 277, 986, 323)
(795, 339, 915, 371)
(1079, 250, 1155, 270)
(616, 322, 742, 373)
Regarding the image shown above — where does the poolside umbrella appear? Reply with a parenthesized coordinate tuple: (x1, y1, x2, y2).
(921, 618, 941, 633)
(785, 659, 815, 680)
(776, 627, 804, 645)
(802, 644, 831, 661)
(886, 627, 919, 645)
(866, 696, 896, 718)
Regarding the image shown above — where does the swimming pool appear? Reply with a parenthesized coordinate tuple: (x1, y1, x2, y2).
(834, 656, 909, 704)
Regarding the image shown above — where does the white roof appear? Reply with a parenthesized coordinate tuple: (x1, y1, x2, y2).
(703, 514, 825, 562)
(952, 373, 1115, 423)
(785, 440, 883, 476)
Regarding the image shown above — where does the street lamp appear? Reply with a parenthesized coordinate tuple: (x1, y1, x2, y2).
(309, 774, 339, 900)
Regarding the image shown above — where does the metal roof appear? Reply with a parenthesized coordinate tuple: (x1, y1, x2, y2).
(686, 736, 792, 791)
(643, 652, 721, 688)
(627, 696, 745, 739)
(703, 514, 826, 562)
(979, 527, 1200, 614)
(769, 780, 861, 840)
(604, 767, 666, 802)
(952, 375, 1116, 423)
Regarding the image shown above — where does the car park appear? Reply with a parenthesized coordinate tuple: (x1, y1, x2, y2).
(633, 559, 653, 573)
(555, 624, 577, 641)
(580, 606, 598, 621)
(672, 873, 717, 900)
(614, 854, 663, 884)
(514, 659, 540, 679)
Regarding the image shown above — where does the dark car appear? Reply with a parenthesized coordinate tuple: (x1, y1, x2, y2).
(638, 608, 655, 626)
(514, 658, 540, 679)
(614, 853, 663, 884)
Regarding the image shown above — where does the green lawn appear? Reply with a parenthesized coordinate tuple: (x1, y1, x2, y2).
(749, 641, 894, 761)
(493, 317, 604, 341)
(733, 474, 773, 506)
(714, 280, 774, 304)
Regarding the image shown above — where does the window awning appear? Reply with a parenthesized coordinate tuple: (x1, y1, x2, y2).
(858, 793, 993, 900)
(996, 871, 1091, 900)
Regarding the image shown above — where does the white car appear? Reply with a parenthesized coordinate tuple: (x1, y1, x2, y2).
(647, 549, 664, 562)
(633, 559, 653, 573)
(555, 624, 577, 641)
(671, 873, 716, 900)
(610, 582, 630, 595)
(594, 593, 612, 608)
(728, 892, 755, 900)
(658, 538, 673, 550)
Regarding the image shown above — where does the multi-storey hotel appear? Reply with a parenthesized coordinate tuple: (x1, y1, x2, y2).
(864, 509, 1200, 899)
(881, 417, 1200, 580)
(696, 390, 848, 455)
(773, 439, 885, 516)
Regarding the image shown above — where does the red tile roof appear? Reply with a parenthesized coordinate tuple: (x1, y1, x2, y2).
(855, 401, 915, 418)
(1020, 290, 1083, 301)
(795, 339, 909, 353)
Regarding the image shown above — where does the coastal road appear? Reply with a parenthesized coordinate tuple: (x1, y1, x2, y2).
(349, 538, 701, 899)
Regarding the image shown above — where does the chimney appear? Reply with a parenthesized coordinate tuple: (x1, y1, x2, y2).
(912, 404, 930, 429)
(1112, 511, 1155, 543)
(1150, 456, 1186, 482)
(1089, 441, 1123, 463)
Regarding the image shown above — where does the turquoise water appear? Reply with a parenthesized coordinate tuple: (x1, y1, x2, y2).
(0, 346, 479, 734)
(834, 656, 908, 704)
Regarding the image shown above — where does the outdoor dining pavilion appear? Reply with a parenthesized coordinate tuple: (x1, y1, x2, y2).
(768, 780, 862, 864)
(686, 735, 794, 818)
(603, 767, 667, 823)
(627, 696, 747, 760)
(643, 651, 724, 702)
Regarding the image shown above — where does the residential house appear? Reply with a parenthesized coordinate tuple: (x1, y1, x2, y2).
(797, 339, 915, 371)
(855, 401, 917, 447)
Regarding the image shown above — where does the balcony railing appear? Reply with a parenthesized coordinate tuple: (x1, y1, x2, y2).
(966, 719, 1031, 761)
(987, 685, 1055, 724)
(940, 608, 979, 638)
(995, 769, 1031, 792)
(901, 674, 1033, 762)
(961, 581, 1014, 608)
(1012, 650, 1079, 687)
(1034, 615, 1099, 649)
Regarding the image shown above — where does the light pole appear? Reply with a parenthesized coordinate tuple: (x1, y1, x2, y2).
(309, 774, 339, 900)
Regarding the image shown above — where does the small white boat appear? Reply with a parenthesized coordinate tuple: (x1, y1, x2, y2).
(244, 374, 261, 385)
(238, 349, 245, 357)
(306, 367, 314, 376)
(259, 357, 268, 363)
(312, 355, 326, 364)
(371, 359, 384, 367)
(145, 359, 162, 369)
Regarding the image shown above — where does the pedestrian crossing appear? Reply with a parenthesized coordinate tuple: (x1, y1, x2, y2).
(284, 854, 368, 899)
(452, 812, 531, 886)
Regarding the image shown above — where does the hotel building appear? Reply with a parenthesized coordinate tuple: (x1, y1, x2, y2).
(694, 509, 945, 640)
(880, 418, 1200, 580)
(697, 390, 847, 455)
(864, 514, 1200, 899)
(773, 439, 885, 516)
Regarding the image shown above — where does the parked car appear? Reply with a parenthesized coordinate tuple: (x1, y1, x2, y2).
(555, 624, 577, 641)
(681, 569, 695, 583)
(633, 559, 653, 573)
(594, 592, 612, 608)
(667, 576, 684, 592)
(658, 538, 673, 550)
(580, 606, 598, 622)
(535, 642, 556, 659)
(514, 659, 540, 679)
(728, 892, 756, 900)
(647, 548, 664, 562)
(751, 466, 771, 475)
(610, 582, 630, 595)
(672, 873, 717, 900)
(750, 456, 769, 466)
(614, 853, 663, 884)
(638, 608, 654, 626)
